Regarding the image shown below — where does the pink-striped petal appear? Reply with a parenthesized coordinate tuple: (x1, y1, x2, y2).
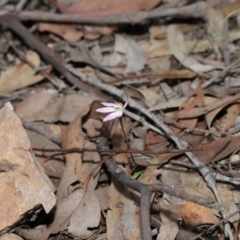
(101, 102, 117, 107)
(103, 111, 122, 122)
(96, 107, 115, 113)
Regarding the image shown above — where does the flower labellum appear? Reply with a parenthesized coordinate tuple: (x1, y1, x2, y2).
(96, 100, 128, 122)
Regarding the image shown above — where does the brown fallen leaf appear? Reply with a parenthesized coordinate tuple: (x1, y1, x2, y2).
(181, 202, 219, 229)
(47, 103, 101, 238)
(123, 85, 160, 107)
(150, 24, 199, 40)
(146, 130, 167, 145)
(173, 81, 204, 136)
(155, 69, 197, 79)
(26, 130, 65, 178)
(218, 1, 240, 18)
(82, 25, 116, 40)
(0, 102, 55, 231)
(0, 233, 23, 240)
(38, 23, 83, 42)
(157, 203, 179, 240)
(46, 187, 101, 239)
(56, 0, 161, 15)
(222, 104, 240, 132)
(145, 28, 240, 59)
(210, 136, 240, 163)
(57, 106, 87, 201)
(167, 25, 215, 73)
(38, 22, 114, 41)
(180, 171, 240, 233)
(45, 189, 84, 236)
(15, 226, 46, 240)
(110, 69, 196, 86)
(154, 137, 230, 165)
(107, 178, 141, 240)
(207, 8, 224, 36)
(0, 51, 44, 96)
(204, 96, 224, 130)
(15, 88, 102, 123)
(178, 93, 240, 119)
(95, 186, 109, 211)
(180, 120, 206, 147)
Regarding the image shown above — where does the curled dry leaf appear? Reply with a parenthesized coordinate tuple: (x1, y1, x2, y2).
(0, 103, 55, 231)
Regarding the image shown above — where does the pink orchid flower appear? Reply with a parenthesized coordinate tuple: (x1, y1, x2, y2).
(96, 100, 128, 122)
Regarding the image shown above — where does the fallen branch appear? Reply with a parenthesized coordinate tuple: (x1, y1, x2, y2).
(0, 2, 207, 25)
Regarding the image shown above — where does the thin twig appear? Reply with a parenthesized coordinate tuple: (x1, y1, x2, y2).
(32, 145, 203, 155)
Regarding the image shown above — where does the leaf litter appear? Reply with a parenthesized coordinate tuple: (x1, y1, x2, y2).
(1, 0, 240, 240)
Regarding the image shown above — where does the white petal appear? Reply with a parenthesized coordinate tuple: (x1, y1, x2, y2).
(101, 102, 117, 107)
(103, 111, 122, 122)
(96, 107, 115, 113)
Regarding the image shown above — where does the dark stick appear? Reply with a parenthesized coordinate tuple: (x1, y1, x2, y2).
(97, 128, 152, 240)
